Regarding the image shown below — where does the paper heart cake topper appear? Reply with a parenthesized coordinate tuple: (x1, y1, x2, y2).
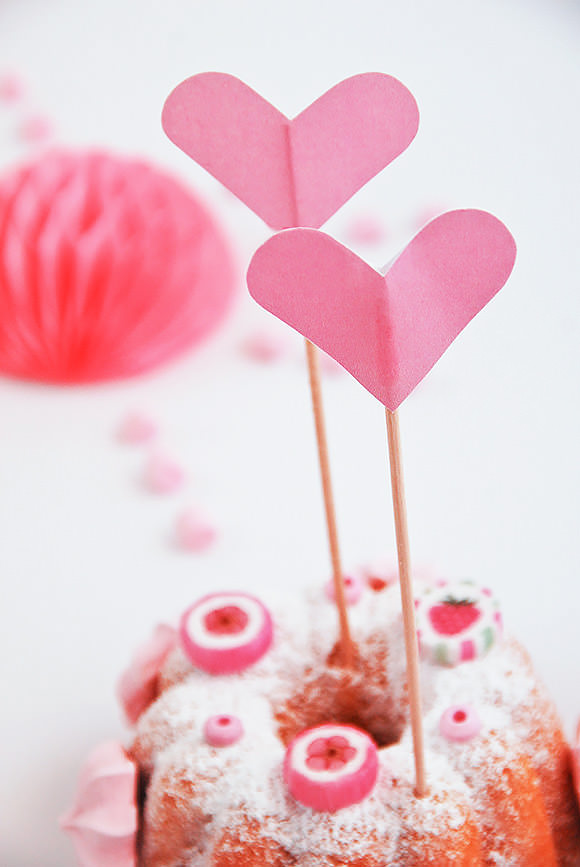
(162, 72, 419, 229)
(247, 210, 516, 410)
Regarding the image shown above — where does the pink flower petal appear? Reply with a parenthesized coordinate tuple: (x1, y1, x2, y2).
(60, 741, 137, 867)
(117, 624, 178, 725)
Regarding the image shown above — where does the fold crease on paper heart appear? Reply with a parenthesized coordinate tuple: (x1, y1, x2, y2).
(246, 210, 516, 410)
(162, 72, 419, 229)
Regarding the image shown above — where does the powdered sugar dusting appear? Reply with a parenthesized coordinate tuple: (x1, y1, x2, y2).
(128, 580, 579, 865)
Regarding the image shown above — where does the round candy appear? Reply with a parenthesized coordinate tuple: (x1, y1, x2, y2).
(180, 592, 273, 675)
(439, 704, 482, 742)
(204, 714, 244, 747)
(284, 724, 378, 812)
(324, 575, 363, 605)
(415, 580, 502, 666)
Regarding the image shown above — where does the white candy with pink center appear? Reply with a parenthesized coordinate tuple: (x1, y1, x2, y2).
(180, 592, 273, 675)
(284, 723, 379, 812)
(439, 704, 482, 742)
(204, 714, 244, 746)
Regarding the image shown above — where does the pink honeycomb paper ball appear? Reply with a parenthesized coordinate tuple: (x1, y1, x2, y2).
(0, 150, 236, 383)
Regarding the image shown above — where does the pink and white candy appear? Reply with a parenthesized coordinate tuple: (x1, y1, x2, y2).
(284, 723, 379, 812)
(415, 579, 502, 666)
(324, 574, 363, 605)
(439, 704, 482, 742)
(180, 592, 273, 675)
(204, 714, 244, 746)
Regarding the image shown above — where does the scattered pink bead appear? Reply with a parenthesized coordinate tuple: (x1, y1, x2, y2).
(180, 591, 273, 675)
(60, 741, 137, 867)
(144, 454, 185, 494)
(18, 114, 53, 143)
(0, 73, 24, 102)
(117, 624, 178, 726)
(204, 714, 244, 746)
(345, 214, 386, 245)
(241, 331, 286, 362)
(176, 509, 217, 552)
(118, 412, 157, 445)
(325, 575, 363, 605)
(284, 723, 378, 812)
(439, 704, 482, 742)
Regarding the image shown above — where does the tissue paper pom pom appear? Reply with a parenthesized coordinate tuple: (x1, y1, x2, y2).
(0, 150, 235, 383)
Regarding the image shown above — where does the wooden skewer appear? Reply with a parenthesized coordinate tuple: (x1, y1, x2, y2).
(305, 338, 354, 669)
(385, 407, 427, 797)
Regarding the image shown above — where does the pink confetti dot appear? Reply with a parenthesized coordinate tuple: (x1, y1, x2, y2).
(240, 331, 286, 363)
(144, 454, 185, 494)
(18, 114, 53, 143)
(176, 509, 217, 552)
(345, 214, 386, 245)
(0, 74, 24, 102)
(117, 412, 157, 445)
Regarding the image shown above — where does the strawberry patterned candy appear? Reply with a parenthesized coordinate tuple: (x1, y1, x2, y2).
(284, 723, 379, 812)
(180, 592, 273, 674)
(415, 580, 502, 666)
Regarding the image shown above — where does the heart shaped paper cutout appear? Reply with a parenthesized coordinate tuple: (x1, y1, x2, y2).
(162, 72, 419, 230)
(247, 210, 516, 410)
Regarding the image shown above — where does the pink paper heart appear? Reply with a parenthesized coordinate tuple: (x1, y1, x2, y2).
(162, 72, 419, 230)
(247, 210, 516, 410)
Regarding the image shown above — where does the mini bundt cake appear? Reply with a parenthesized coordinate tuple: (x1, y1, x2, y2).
(99, 576, 580, 867)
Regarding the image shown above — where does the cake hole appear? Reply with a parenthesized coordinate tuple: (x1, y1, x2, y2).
(368, 577, 387, 592)
(453, 710, 467, 724)
(275, 641, 408, 749)
(218, 716, 231, 726)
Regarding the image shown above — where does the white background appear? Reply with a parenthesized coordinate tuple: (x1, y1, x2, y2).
(0, 1, 579, 864)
